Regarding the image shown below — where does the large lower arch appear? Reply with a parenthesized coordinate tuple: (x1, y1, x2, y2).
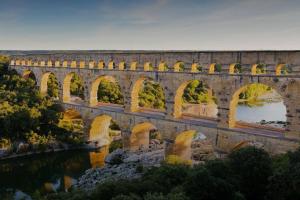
(167, 130, 214, 164)
(40, 72, 58, 97)
(63, 72, 84, 103)
(229, 83, 287, 130)
(90, 75, 124, 107)
(174, 80, 217, 119)
(131, 77, 166, 113)
(129, 122, 159, 151)
(89, 114, 122, 149)
(89, 115, 112, 145)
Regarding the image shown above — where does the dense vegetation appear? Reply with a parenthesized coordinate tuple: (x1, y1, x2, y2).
(70, 73, 84, 99)
(182, 80, 216, 104)
(41, 147, 300, 200)
(138, 80, 165, 109)
(0, 56, 84, 152)
(97, 79, 124, 104)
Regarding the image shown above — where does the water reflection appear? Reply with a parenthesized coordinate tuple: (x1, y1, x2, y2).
(0, 148, 108, 199)
(89, 146, 109, 168)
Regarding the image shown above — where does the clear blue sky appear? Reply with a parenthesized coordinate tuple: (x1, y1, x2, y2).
(1, 0, 300, 50)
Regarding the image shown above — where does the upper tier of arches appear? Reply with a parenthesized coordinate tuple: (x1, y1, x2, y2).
(10, 59, 293, 75)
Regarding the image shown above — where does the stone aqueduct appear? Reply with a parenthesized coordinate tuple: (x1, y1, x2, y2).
(8, 50, 300, 156)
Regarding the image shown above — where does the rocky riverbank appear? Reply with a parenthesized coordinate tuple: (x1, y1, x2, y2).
(74, 148, 165, 190)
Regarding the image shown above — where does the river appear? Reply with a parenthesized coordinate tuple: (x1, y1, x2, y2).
(0, 148, 108, 199)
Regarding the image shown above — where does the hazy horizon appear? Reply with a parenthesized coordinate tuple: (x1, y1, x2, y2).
(1, 0, 300, 50)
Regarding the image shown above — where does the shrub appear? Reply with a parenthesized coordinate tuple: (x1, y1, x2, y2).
(228, 147, 272, 200)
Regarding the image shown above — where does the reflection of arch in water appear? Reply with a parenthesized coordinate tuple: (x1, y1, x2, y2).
(229, 83, 287, 129)
(129, 122, 157, 151)
(174, 80, 217, 119)
(89, 146, 109, 168)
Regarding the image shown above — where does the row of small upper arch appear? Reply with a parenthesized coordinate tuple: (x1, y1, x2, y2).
(11, 59, 291, 75)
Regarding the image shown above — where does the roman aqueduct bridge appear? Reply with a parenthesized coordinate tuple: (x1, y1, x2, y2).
(8, 50, 300, 157)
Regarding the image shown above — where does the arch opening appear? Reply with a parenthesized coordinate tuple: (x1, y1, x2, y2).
(174, 61, 185, 72)
(276, 64, 290, 75)
(119, 61, 127, 70)
(108, 61, 115, 70)
(158, 62, 168, 71)
(90, 76, 124, 107)
(129, 122, 163, 151)
(251, 63, 266, 75)
(167, 130, 214, 164)
(191, 63, 203, 72)
(144, 62, 154, 71)
(130, 62, 138, 70)
(174, 80, 218, 120)
(209, 63, 222, 74)
(88, 115, 123, 167)
(131, 77, 166, 113)
(229, 83, 287, 131)
(40, 72, 59, 99)
(63, 72, 84, 104)
(229, 63, 242, 74)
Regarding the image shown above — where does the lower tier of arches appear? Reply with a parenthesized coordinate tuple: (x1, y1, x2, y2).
(62, 103, 299, 158)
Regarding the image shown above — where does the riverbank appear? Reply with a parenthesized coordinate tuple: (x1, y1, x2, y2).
(75, 148, 165, 191)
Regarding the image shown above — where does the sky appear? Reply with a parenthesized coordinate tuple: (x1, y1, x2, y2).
(0, 0, 300, 50)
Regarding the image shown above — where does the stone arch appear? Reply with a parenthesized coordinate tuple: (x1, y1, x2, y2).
(40, 60, 46, 67)
(47, 60, 53, 67)
(97, 60, 105, 69)
(171, 130, 196, 161)
(191, 63, 202, 72)
(40, 72, 58, 97)
(174, 80, 217, 119)
(251, 64, 266, 75)
(89, 115, 112, 145)
(129, 122, 157, 151)
(62, 60, 68, 68)
(130, 62, 138, 70)
(209, 63, 222, 74)
(169, 130, 214, 163)
(71, 61, 77, 68)
(276, 64, 289, 75)
(130, 77, 166, 113)
(174, 61, 185, 72)
(108, 61, 115, 70)
(55, 61, 60, 67)
(118, 61, 126, 70)
(89, 61, 95, 69)
(63, 72, 84, 103)
(229, 63, 242, 74)
(229, 83, 287, 130)
(158, 62, 168, 71)
(89, 75, 123, 107)
(144, 62, 153, 71)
